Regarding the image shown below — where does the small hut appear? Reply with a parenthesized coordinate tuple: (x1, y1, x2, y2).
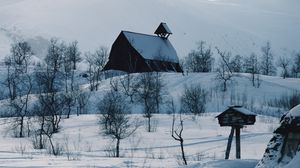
(216, 105, 256, 159)
(103, 23, 183, 73)
(216, 105, 256, 127)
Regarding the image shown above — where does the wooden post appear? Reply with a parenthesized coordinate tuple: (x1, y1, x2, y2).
(236, 126, 241, 159)
(225, 126, 235, 159)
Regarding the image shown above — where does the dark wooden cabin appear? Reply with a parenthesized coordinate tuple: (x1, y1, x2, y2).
(216, 106, 256, 127)
(103, 23, 183, 73)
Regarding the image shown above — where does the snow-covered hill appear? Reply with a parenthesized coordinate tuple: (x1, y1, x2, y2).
(0, 72, 297, 117)
(77, 72, 299, 117)
(0, 0, 299, 60)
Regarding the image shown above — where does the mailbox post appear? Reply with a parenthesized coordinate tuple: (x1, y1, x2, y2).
(216, 106, 256, 159)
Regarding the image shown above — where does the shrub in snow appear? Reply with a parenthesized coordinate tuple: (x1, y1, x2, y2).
(180, 84, 207, 115)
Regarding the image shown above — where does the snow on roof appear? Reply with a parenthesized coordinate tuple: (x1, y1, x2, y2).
(287, 104, 300, 117)
(232, 107, 257, 116)
(160, 23, 172, 34)
(122, 31, 179, 63)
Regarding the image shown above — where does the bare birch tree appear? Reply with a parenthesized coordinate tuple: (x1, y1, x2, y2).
(277, 56, 290, 79)
(215, 47, 233, 92)
(170, 99, 187, 165)
(260, 42, 276, 76)
(98, 90, 138, 157)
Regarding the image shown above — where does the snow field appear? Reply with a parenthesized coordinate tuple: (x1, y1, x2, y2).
(0, 113, 279, 167)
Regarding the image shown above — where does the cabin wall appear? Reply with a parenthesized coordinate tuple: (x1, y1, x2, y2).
(104, 33, 148, 73)
(144, 59, 183, 72)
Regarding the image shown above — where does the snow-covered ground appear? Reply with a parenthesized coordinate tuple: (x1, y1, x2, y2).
(0, 72, 299, 167)
(0, 113, 279, 167)
(0, 0, 299, 59)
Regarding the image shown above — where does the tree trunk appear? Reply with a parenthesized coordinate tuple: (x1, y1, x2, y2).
(116, 138, 120, 157)
(48, 135, 56, 155)
(27, 119, 30, 137)
(223, 79, 227, 92)
(73, 61, 76, 70)
(180, 139, 187, 165)
(148, 117, 151, 132)
(19, 117, 24, 138)
(252, 73, 255, 87)
(67, 105, 71, 119)
(71, 70, 74, 91)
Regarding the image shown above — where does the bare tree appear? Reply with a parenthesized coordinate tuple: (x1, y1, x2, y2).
(184, 41, 214, 72)
(61, 41, 81, 120)
(135, 73, 158, 132)
(5, 57, 18, 100)
(62, 44, 76, 93)
(230, 55, 242, 73)
(260, 41, 276, 76)
(33, 38, 66, 133)
(34, 71, 64, 134)
(62, 42, 78, 118)
(32, 103, 47, 149)
(170, 99, 187, 165)
(5, 41, 33, 137)
(76, 90, 90, 115)
(85, 52, 97, 91)
(153, 72, 164, 114)
(45, 38, 64, 77)
(94, 46, 109, 88)
(291, 52, 300, 78)
(64, 92, 76, 118)
(215, 48, 233, 92)
(33, 101, 62, 155)
(29, 38, 65, 149)
(32, 92, 63, 150)
(5, 41, 33, 100)
(277, 56, 290, 79)
(98, 90, 138, 157)
(85, 46, 109, 91)
(180, 84, 207, 115)
(244, 53, 261, 87)
(9, 75, 32, 138)
(9, 41, 32, 73)
(65, 40, 81, 70)
(120, 74, 136, 103)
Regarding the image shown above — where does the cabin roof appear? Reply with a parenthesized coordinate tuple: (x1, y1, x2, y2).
(287, 104, 300, 118)
(275, 104, 300, 133)
(232, 107, 257, 116)
(155, 22, 173, 35)
(216, 106, 256, 118)
(122, 31, 179, 63)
